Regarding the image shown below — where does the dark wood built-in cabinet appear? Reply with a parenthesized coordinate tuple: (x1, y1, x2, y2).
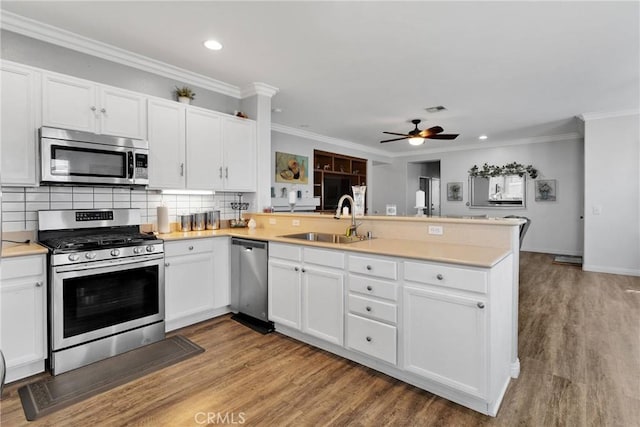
(313, 150, 367, 212)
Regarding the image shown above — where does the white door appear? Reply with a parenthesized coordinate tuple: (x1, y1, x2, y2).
(164, 252, 215, 326)
(147, 98, 186, 189)
(268, 258, 301, 329)
(1, 63, 40, 186)
(302, 266, 344, 345)
(43, 73, 96, 132)
(222, 117, 256, 191)
(186, 108, 222, 190)
(212, 237, 231, 308)
(403, 286, 487, 398)
(99, 86, 147, 139)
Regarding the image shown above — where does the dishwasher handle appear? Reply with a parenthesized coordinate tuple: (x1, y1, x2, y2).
(231, 238, 267, 251)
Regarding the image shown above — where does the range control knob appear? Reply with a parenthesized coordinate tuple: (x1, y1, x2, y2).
(133, 247, 143, 254)
(110, 249, 121, 257)
(68, 254, 80, 262)
(146, 245, 155, 253)
(85, 252, 97, 260)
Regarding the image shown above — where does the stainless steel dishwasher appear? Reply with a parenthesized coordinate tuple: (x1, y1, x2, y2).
(230, 238, 273, 333)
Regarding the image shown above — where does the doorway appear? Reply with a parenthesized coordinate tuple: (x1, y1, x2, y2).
(407, 160, 441, 216)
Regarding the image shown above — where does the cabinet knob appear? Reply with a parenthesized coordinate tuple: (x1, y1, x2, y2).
(165, 262, 170, 267)
(477, 302, 485, 309)
(90, 106, 96, 111)
(366, 285, 373, 291)
(100, 108, 106, 113)
(188, 246, 194, 250)
(365, 306, 372, 312)
(436, 274, 444, 280)
(35, 281, 43, 287)
(365, 336, 372, 342)
(294, 267, 299, 272)
(301, 268, 306, 273)
(366, 265, 372, 271)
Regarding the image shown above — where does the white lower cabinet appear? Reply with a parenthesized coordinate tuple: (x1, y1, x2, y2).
(403, 286, 487, 398)
(346, 313, 396, 365)
(268, 243, 344, 345)
(0, 255, 47, 382)
(164, 238, 230, 331)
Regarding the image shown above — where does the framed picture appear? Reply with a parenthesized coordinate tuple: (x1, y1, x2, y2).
(447, 182, 463, 201)
(535, 179, 557, 201)
(275, 152, 308, 184)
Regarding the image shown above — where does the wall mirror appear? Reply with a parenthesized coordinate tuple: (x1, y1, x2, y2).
(469, 175, 526, 208)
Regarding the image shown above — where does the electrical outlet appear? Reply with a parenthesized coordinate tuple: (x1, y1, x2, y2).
(592, 205, 602, 215)
(428, 225, 443, 235)
(292, 219, 300, 226)
(269, 218, 277, 225)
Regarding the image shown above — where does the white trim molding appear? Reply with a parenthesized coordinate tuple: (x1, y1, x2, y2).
(582, 264, 640, 277)
(578, 109, 640, 121)
(241, 82, 279, 98)
(1, 11, 243, 98)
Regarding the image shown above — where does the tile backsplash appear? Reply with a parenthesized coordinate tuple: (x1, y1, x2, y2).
(1, 186, 255, 232)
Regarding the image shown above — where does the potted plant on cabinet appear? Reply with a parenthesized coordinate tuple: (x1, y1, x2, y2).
(175, 86, 195, 104)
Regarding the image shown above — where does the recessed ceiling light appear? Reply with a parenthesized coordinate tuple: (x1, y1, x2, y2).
(203, 40, 222, 51)
(425, 106, 447, 113)
(478, 135, 488, 140)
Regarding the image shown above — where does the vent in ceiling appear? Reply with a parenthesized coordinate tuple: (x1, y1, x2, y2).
(425, 105, 447, 113)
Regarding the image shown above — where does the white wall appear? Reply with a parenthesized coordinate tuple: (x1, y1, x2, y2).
(373, 137, 585, 255)
(583, 112, 640, 276)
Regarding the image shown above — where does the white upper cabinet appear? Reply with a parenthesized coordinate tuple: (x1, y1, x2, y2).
(1, 62, 41, 186)
(221, 116, 256, 192)
(186, 107, 223, 190)
(147, 98, 186, 189)
(42, 72, 146, 139)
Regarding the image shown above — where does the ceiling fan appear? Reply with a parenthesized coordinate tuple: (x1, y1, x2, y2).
(380, 119, 459, 145)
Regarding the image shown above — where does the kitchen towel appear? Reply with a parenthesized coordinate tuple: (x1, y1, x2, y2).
(157, 206, 170, 234)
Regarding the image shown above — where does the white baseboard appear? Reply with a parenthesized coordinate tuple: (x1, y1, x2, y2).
(582, 264, 640, 277)
(522, 247, 583, 256)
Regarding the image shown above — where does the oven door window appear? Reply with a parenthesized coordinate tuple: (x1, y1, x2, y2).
(62, 264, 159, 338)
(51, 145, 127, 178)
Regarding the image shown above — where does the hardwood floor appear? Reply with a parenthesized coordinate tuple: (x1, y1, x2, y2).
(1, 252, 638, 426)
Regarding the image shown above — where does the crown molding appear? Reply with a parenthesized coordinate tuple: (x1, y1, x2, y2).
(271, 123, 392, 158)
(578, 109, 640, 121)
(1, 11, 243, 98)
(241, 82, 279, 98)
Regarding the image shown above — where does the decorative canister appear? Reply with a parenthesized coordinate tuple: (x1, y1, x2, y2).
(193, 212, 206, 231)
(206, 210, 220, 230)
(178, 214, 193, 231)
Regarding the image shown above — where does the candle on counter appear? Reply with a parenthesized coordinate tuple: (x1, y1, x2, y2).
(288, 190, 297, 204)
(342, 206, 349, 216)
(416, 190, 426, 208)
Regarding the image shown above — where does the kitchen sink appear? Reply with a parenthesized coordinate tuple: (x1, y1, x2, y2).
(280, 232, 370, 244)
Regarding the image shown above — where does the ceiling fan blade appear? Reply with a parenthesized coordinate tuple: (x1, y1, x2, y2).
(380, 136, 410, 143)
(382, 131, 411, 137)
(418, 126, 444, 137)
(426, 134, 459, 140)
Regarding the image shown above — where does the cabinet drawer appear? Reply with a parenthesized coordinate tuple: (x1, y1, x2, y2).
(404, 261, 488, 293)
(303, 247, 344, 269)
(349, 275, 398, 301)
(165, 239, 214, 257)
(348, 255, 397, 280)
(347, 314, 396, 365)
(1, 255, 45, 281)
(348, 294, 397, 324)
(269, 243, 302, 261)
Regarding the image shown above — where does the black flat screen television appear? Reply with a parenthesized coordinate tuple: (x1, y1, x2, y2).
(323, 175, 352, 210)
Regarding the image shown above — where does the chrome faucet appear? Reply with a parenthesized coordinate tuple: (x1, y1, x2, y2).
(334, 194, 361, 237)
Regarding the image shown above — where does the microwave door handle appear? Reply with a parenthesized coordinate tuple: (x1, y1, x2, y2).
(128, 152, 134, 179)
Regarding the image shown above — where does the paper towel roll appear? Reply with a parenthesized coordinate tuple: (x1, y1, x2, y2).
(288, 190, 297, 204)
(157, 206, 170, 234)
(416, 190, 426, 208)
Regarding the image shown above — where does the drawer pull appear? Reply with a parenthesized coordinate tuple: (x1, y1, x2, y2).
(301, 268, 306, 273)
(436, 274, 444, 280)
(35, 281, 43, 288)
(366, 285, 373, 291)
(366, 336, 372, 342)
(477, 302, 485, 309)
(366, 265, 372, 271)
(365, 306, 372, 312)
(165, 262, 170, 267)
(294, 267, 299, 272)
(188, 246, 194, 251)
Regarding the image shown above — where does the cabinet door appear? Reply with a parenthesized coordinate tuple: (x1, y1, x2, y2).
(165, 251, 215, 326)
(222, 117, 256, 191)
(43, 73, 96, 132)
(403, 286, 487, 398)
(1, 63, 40, 186)
(212, 237, 231, 308)
(147, 98, 186, 189)
(186, 108, 223, 190)
(99, 85, 147, 139)
(268, 258, 301, 329)
(302, 266, 344, 345)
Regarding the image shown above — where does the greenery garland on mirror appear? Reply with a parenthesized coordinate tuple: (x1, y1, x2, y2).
(468, 162, 538, 179)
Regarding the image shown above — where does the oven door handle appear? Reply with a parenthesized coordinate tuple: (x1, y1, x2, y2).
(128, 151, 134, 179)
(55, 253, 164, 273)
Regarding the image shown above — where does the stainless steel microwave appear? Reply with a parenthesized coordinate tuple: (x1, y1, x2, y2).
(40, 127, 149, 186)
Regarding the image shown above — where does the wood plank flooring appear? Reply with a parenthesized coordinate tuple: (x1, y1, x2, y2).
(1, 252, 638, 426)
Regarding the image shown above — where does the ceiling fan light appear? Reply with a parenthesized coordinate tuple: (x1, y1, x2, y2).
(409, 137, 425, 146)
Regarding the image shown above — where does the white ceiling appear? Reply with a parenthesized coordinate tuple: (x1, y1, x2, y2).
(2, 1, 638, 155)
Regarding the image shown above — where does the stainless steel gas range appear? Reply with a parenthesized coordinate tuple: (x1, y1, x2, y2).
(37, 209, 165, 375)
